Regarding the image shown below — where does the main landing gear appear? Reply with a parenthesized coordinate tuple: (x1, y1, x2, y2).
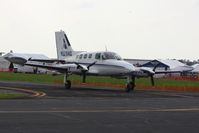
(63, 71, 135, 92)
(64, 73, 71, 89)
(125, 76, 135, 92)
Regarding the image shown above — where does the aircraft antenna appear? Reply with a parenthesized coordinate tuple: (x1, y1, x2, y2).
(105, 45, 108, 52)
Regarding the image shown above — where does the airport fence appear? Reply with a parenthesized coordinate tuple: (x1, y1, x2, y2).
(0, 68, 13, 72)
(137, 85, 199, 92)
(53, 79, 199, 92)
(164, 75, 199, 81)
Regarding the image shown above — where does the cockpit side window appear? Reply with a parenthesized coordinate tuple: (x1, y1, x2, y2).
(103, 52, 122, 60)
(115, 54, 122, 60)
(95, 53, 101, 60)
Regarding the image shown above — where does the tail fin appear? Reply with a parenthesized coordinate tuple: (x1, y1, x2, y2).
(55, 30, 74, 60)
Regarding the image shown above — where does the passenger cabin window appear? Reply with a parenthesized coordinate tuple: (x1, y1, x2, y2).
(88, 54, 92, 58)
(79, 54, 83, 59)
(84, 54, 87, 59)
(95, 53, 101, 60)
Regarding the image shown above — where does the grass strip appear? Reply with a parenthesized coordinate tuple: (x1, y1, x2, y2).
(0, 93, 27, 99)
(0, 72, 199, 88)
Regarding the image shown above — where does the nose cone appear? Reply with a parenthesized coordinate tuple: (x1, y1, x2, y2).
(104, 59, 135, 73)
(116, 60, 135, 71)
(123, 61, 135, 71)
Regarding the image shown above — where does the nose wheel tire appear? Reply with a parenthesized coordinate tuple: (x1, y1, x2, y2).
(125, 82, 135, 92)
(64, 80, 71, 89)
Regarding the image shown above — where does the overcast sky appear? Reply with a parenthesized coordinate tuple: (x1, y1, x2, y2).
(0, 0, 199, 60)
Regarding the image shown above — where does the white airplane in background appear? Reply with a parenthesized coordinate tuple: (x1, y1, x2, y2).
(4, 52, 49, 65)
(8, 30, 193, 92)
(3, 51, 50, 73)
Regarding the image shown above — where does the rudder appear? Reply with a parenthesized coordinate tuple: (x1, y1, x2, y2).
(55, 30, 74, 60)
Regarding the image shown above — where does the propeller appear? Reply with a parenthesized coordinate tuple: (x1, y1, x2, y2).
(75, 61, 97, 83)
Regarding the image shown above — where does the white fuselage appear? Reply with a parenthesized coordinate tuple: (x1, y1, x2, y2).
(60, 51, 136, 76)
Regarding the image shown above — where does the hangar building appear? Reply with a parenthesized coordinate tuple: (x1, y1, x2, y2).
(141, 59, 187, 70)
(141, 59, 192, 77)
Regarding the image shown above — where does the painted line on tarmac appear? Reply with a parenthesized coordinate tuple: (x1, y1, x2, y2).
(149, 92, 194, 98)
(0, 86, 46, 97)
(0, 108, 199, 113)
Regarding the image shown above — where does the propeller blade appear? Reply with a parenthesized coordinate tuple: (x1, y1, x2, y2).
(87, 61, 97, 69)
(75, 63, 88, 71)
(82, 72, 86, 83)
(74, 62, 81, 69)
(150, 75, 155, 86)
(28, 57, 32, 61)
(153, 63, 161, 72)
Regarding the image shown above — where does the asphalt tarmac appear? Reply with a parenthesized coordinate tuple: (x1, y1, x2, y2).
(0, 80, 199, 133)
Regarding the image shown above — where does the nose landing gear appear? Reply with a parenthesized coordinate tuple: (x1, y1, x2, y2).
(64, 80, 71, 89)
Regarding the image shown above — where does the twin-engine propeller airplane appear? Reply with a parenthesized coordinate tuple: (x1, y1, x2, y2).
(6, 30, 193, 92)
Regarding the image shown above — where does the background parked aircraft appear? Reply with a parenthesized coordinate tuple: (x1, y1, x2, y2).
(3, 51, 49, 73)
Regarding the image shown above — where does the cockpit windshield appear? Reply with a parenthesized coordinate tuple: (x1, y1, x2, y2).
(102, 52, 122, 60)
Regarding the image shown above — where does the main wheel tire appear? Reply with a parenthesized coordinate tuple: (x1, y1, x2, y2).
(64, 80, 71, 89)
(125, 82, 135, 92)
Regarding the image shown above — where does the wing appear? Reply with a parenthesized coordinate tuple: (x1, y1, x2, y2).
(25, 61, 94, 73)
(28, 58, 66, 64)
(25, 62, 77, 72)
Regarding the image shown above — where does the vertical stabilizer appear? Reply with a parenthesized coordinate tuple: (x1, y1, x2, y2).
(55, 30, 74, 60)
